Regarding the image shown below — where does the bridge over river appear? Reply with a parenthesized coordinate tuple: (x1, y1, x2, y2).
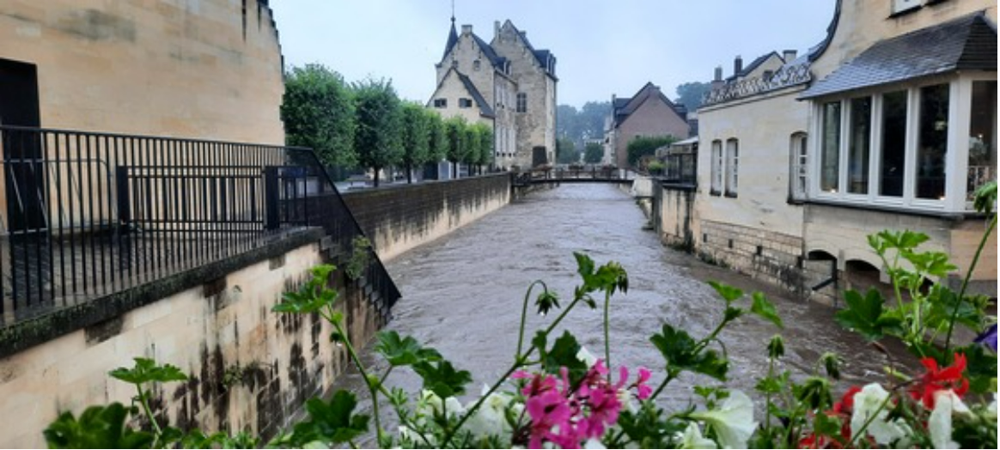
(338, 183, 909, 439)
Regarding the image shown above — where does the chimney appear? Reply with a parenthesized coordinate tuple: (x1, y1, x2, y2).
(495, 21, 501, 39)
(782, 49, 798, 63)
(461, 24, 472, 35)
(713, 66, 722, 82)
(734, 55, 743, 77)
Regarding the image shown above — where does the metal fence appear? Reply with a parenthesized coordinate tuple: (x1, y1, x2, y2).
(1, 125, 399, 324)
(663, 153, 697, 185)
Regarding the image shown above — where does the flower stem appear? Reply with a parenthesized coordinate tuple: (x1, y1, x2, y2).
(135, 384, 163, 438)
(330, 307, 384, 445)
(944, 214, 996, 354)
(516, 281, 547, 359)
(603, 290, 612, 382)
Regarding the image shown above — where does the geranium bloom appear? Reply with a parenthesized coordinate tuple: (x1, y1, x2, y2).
(850, 383, 908, 446)
(909, 353, 969, 409)
(690, 390, 757, 449)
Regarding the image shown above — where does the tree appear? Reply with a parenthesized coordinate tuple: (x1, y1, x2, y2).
(444, 116, 468, 178)
(425, 110, 448, 164)
(627, 135, 676, 167)
(556, 138, 579, 164)
(579, 101, 610, 141)
(675, 81, 711, 112)
(473, 122, 494, 173)
(352, 78, 403, 187)
(463, 125, 481, 175)
(281, 64, 356, 169)
(400, 102, 430, 183)
(584, 142, 604, 164)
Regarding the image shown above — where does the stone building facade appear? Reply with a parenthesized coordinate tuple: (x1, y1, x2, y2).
(606, 83, 690, 169)
(429, 19, 557, 169)
(658, 0, 997, 304)
(0, 0, 285, 144)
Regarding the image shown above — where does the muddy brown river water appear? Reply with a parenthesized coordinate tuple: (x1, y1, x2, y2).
(336, 183, 910, 442)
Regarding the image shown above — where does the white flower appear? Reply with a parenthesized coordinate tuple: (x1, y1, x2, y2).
(675, 422, 717, 449)
(463, 390, 518, 438)
(577, 346, 599, 367)
(690, 390, 757, 449)
(415, 390, 464, 421)
(928, 390, 970, 449)
(986, 393, 997, 421)
(617, 388, 639, 414)
(583, 438, 607, 449)
(850, 383, 908, 446)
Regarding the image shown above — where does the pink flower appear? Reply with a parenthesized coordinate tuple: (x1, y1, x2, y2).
(526, 389, 573, 448)
(634, 367, 652, 400)
(582, 386, 622, 439)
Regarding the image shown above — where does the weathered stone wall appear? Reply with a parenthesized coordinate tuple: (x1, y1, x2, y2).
(654, 183, 697, 251)
(0, 234, 384, 447)
(0, 0, 284, 144)
(342, 174, 512, 261)
(697, 220, 806, 295)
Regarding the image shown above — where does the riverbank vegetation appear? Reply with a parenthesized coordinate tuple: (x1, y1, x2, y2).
(44, 183, 997, 448)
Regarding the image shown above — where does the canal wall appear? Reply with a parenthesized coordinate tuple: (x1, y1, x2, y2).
(342, 174, 512, 261)
(0, 232, 385, 447)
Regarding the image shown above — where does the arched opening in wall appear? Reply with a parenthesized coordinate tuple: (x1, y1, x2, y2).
(804, 250, 838, 293)
(843, 259, 886, 297)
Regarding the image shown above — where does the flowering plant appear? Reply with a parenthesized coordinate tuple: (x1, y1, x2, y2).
(44, 184, 997, 449)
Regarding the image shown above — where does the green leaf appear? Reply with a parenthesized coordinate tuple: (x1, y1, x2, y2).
(708, 281, 743, 304)
(537, 331, 588, 385)
(44, 403, 155, 449)
(821, 352, 841, 380)
(793, 376, 833, 410)
(412, 360, 472, 399)
(962, 344, 998, 394)
(767, 335, 785, 359)
(650, 324, 729, 381)
(755, 376, 783, 395)
(374, 331, 442, 367)
(574, 252, 595, 279)
(109, 357, 187, 385)
(750, 292, 783, 329)
(813, 413, 844, 443)
(834, 288, 888, 341)
(289, 390, 370, 446)
(926, 286, 987, 331)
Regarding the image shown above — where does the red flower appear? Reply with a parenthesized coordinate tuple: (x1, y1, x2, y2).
(831, 385, 862, 415)
(909, 353, 969, 409)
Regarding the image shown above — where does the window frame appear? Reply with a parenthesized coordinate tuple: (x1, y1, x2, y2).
(725, 138, 739, 197)
(433, 98, 447, 108)
(790, 132, 808, 202)
(458, 98, 473, 109)
(710, 139, 723, 196)
(516, 92, 527, 113)
(808, 73, 996, 213)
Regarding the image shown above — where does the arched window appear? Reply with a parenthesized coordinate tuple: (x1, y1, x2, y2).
(790, 132, 808, 201)
(725, 138, 739, 197)
(710, 140, 723, 195)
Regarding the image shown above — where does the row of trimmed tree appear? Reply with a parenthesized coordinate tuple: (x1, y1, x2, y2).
(280, 64, 494, 186)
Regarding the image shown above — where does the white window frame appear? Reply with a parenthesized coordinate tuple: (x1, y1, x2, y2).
(710, 140, 723, 195)
(725, 139, 739, 197)
(892, 0, 921, 14)
(790, 132, 808, 201)
(808, 73, 995, 213)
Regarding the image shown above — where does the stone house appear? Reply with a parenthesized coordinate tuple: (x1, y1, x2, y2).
(429, 18, 557, 170)
(606, 82, 690, 169)
(658, 0, 997, 304)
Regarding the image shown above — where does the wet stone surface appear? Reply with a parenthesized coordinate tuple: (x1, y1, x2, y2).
(336, 184, 910, 442)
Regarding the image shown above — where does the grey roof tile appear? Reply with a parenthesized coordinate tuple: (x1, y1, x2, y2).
(801, 12, 996, 99)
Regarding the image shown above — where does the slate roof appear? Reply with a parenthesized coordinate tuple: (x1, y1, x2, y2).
(442, 20, 459, 60)
(612, 82, 686, 128)
(801, 11, 997, 99)
(440, 19, 505, 69)
(455, 71, 495, 118)
(726, 52, 781, 81)
(503, 20, 557, 78)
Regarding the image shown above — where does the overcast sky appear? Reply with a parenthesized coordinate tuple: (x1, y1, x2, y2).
(270, 1, 837, 108)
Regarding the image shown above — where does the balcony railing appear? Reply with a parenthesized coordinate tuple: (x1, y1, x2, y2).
(1, 125, 399, 325)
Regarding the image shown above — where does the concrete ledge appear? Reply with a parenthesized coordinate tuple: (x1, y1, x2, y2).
(0, 228, 325, 359)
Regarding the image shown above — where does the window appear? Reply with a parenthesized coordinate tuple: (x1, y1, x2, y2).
(916, 84, 949, 200)
(967, 81, 997, 203)
(473, 60, 481, 71)
(879, 90, 908, 197)
(725, 139, 739, 196)
(820, 101, 841, 192)
(458, 98, 473, 108)
(892, 0, 921, 14)
(433, 98, 447, 108)
(710, 140, 723, 195)
(790, 133, 808, 201)
(847, 97, 872, 194)
(516, 93, 527, 113)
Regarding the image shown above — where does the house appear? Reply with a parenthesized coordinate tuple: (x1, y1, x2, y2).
(429, 18, 557, 171)
(606, 82, 690, 169)
(657, 0, 997, 304)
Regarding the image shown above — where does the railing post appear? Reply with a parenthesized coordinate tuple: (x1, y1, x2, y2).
(115, 166, 131, 230)
(264, 166, 280, 231)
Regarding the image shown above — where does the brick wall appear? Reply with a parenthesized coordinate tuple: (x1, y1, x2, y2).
(342, 174, 511, 261)
(697, 220, 805, 295)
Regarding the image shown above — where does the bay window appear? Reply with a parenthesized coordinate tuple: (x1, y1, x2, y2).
(848, 97, 872, 194)
(879, 91, 907, 197)
(915, 84, 949, 200)
(967, 81, 997, 203)
(820, 102, 841, 193)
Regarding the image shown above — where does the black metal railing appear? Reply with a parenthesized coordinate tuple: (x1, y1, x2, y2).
(1, 125, 399, 325)
(663, 153, 696, 185)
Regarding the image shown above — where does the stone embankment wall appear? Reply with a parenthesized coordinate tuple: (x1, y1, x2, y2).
(0, 232, 383, 447)
(342, 174, 512, 261)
